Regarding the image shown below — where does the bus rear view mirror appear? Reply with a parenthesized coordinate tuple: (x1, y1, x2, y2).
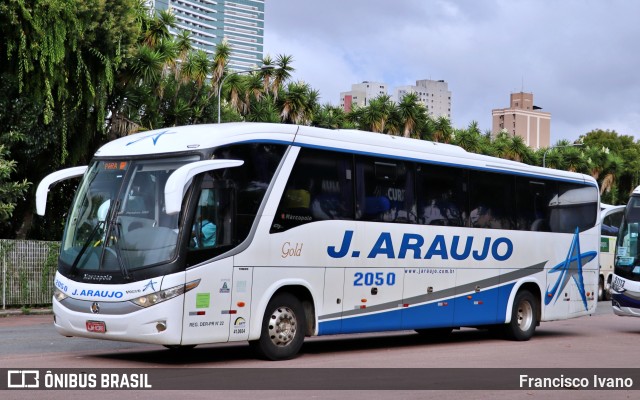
(164, 159, 244, 214)
(36, 166, 88, 216)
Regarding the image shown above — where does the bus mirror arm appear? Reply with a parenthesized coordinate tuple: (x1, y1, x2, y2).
(36, 166, 88, 216)
(164, 159, 244, 214)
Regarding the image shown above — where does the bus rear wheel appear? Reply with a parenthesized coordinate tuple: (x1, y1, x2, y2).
(250, 292, 306, 361)
(504, 290, 538, 341)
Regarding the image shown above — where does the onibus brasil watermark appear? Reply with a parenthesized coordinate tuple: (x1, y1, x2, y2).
(7, 370, 151, 389)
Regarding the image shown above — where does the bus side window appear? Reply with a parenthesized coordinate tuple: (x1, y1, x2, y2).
(213, 143, 287, 239)
(271, 148, 354, 233)
(415, 164, 465, 227)
(549, 183, 598, 233)
(468, 171, 515, 230)
(355, 157, 415, 223)
(602, 209, 623, 236)
(515, 178, 553, 232)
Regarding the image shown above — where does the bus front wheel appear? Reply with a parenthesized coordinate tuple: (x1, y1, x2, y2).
(250, 292, 306, 361)
(598, 276, 605, 301)
(504, 290, 538, 341)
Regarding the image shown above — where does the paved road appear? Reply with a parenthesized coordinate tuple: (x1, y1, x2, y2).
(1, 301, 638, 400)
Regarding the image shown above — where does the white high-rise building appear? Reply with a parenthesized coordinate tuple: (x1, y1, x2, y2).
(340, 81, 388, 112)
(341, 79, 452, 121)
(393, 79, 452, 119)
(150, 0, 264, 71)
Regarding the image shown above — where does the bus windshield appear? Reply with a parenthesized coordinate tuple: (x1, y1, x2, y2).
(614, 195, 640, 282)
(60, 156, 198, 276)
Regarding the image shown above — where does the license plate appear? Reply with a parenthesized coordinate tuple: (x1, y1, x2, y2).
(86, 320, 106, 333)
(611, 276, 625, 292)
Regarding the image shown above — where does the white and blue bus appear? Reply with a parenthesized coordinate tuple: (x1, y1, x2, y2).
(37, 123, 600, 360)
(599, 204, 625, 301)
(611, 186, 640, 316)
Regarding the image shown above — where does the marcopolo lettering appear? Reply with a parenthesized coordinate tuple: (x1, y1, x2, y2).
(71, 288, 124, 298)
(327, 230, 513, 261)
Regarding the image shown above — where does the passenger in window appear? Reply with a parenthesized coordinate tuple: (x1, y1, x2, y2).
(423, 190, 461, 226)
(191, 208, 217, 248)
(439, 190, 462, 226)
(469, 205, 493, 228)
(422, 198, 445, 225)
(309, 178, 339, 220)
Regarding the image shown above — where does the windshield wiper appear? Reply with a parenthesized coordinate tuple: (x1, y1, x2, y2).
(69, 220, 104, 276)
(99, 199, 132, 281)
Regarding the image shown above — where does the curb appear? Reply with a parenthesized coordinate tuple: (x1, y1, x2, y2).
(0, 308, 53, 317)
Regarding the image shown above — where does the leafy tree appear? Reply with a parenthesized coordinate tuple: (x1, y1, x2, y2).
(0, 0, 142, 238)
(0, 145, 29, 223)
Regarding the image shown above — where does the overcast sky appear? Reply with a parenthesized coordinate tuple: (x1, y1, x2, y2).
(263, 0, 640, 143)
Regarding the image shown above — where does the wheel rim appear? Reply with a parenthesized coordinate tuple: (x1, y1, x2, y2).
(267, 306, 297, 347)
(516, 300, 533, 331)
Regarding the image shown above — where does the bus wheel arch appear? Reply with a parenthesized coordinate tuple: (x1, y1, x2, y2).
(250, 285, 315, 361)
(504, 285, 540, 341)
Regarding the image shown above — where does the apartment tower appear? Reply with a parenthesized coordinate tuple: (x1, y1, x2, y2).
(151, 0, 264, 71)
(492, 92, 551, 149)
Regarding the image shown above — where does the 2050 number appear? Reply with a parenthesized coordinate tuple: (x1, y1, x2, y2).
(354, 272, 396, 286)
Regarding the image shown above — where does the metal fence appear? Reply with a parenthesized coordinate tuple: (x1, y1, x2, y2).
(0, 239, 59, 309)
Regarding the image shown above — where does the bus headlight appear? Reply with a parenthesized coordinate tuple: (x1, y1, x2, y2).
(54, 288, 68, 302)
(130, 279, 200, 308)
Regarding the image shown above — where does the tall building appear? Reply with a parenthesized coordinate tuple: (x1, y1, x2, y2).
(491, 92, 551, 150)
(151, 0, 264, 71)
(393, 79, 451, 119)
(340, 81, 388, 112)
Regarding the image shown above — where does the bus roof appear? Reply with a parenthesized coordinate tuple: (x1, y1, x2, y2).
(95, 122, 595, 185)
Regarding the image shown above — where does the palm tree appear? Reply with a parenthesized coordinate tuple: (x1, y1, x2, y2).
(130, 45, 164, 86)
(453, 126, 482, 153)
(143, 9, 175, 47)
(433, 116, 453, 143)
(272, 54, 294, 99)
(279, 81, 311, 124)
(504, 135, 531, 162)
(211, 39, 231, 91)
(313, 105, 349, 129)
(562, 146, 588, 173)
(243, 73, 266, 115)
(600, 154, 624, 199)
(261, 55, 275, 94)
(396, 93, 425, 138)
(364, 94, 394, 133)
(246, 96, 280, 123)
(173, 30, 193, 78)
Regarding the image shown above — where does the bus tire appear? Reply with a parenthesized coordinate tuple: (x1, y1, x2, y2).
(250, 292, 306, 361)
(598, 276, 604, 301)
(604, 279, 612, 301)
(504, 290, 538, 341)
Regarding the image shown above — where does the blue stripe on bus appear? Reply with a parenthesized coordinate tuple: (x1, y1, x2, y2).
(318, 283, 516, 335)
